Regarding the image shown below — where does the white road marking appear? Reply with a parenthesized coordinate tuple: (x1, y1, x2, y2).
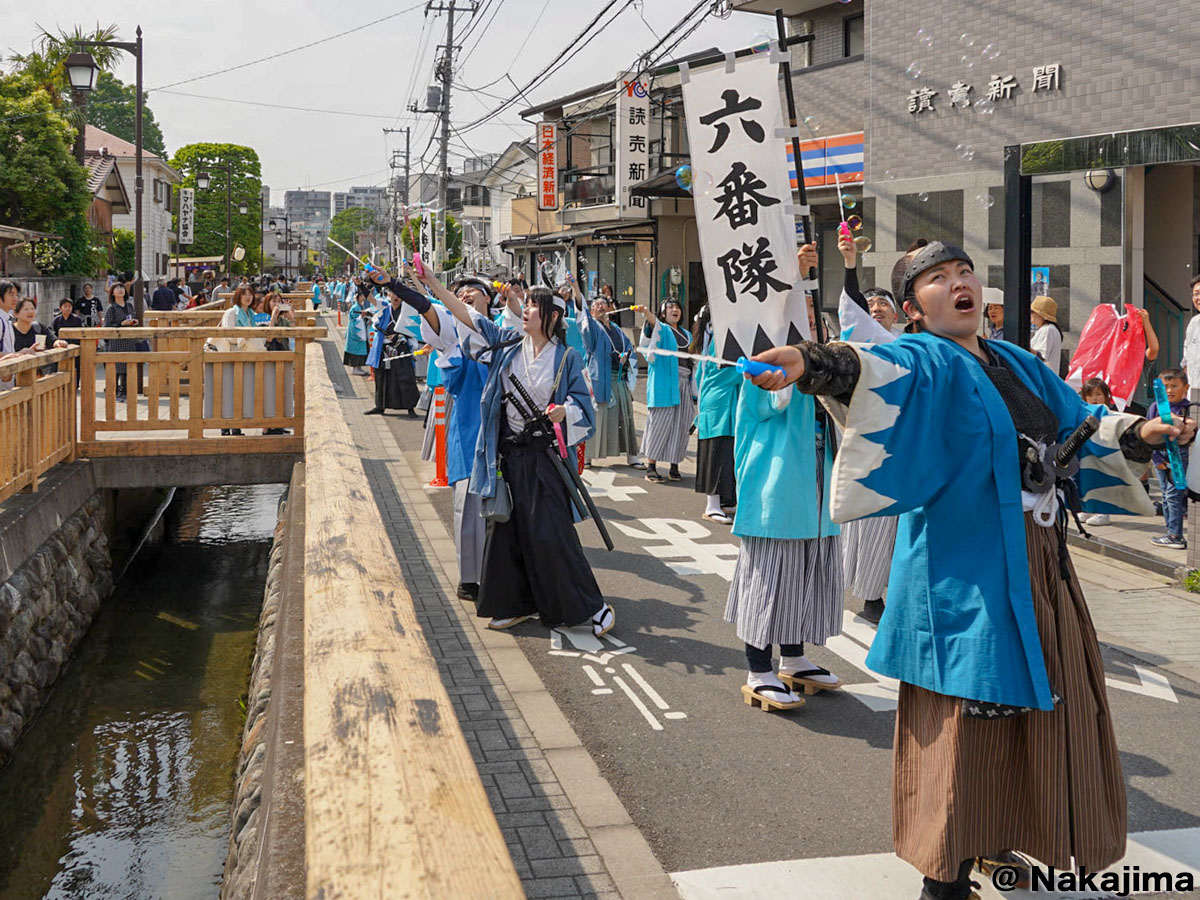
(602, 634, 627, 648)
(623, 663, 671, 710)
(1105, 665, 1178, 703)
(592, 688, 613, 695)
(612, 518, 740, 580)
(549, 650, 581, 658)
(553, 626, 605, 653)
(823, 612, 901, 712)
(664, 711, 687, 720)
(582, 665, 605, 687)
(671, 827, 1200, 900)
(550, 630, 563, 650)
(613, 675, 663, 731)
(581, 468, 648, 502)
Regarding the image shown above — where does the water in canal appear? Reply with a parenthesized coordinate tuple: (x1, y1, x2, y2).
(0, 483, 285, 900)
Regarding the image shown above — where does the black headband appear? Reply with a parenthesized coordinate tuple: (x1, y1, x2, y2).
(900, 242, 974, 301)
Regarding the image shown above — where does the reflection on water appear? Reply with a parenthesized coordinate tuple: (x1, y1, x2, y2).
(0, 484, 284, 900)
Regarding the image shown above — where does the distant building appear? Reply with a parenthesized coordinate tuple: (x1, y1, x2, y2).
(284, 190, 331, 225)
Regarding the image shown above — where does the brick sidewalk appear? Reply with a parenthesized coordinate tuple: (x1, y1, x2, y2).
(316, 338, 626, 900)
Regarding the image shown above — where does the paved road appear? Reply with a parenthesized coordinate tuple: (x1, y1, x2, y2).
(372, 376, 1200, 900)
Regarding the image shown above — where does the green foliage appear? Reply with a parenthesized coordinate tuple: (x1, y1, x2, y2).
(398, 214, 462, 270)
(53, 210, 106, 275)
(6, 23, 123, 102)
(1185, 570, 1200, 594)
(170, 143, 263, 275)
(0, 71, 88, 230)
(328, 207, 376, 268)
(84, 71, 167, 158)
(113, 227, 135, 272)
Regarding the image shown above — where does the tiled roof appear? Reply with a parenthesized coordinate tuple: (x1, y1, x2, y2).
(84, 124, 161, 160)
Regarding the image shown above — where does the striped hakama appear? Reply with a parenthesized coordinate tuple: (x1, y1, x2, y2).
(586, 374, 638, 462)
(641, 369, 694, 465)
(724, 534, 843, 648)
(893, 513, 1126, 882)
(841, 515, 899, 601)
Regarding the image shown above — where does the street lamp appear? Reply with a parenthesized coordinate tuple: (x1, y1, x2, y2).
(74, 27, 145, 318)
(238, 201, 248, 215)
(197, 160, 234, 276)
(269, 216, 291, 279)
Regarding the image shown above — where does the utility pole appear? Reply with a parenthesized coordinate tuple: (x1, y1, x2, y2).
(384, 126, 411, 263)
(426, 0, 476, 272)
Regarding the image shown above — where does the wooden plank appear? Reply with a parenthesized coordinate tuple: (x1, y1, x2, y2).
(254, 361, 265, 420)
(0, 347, 77, 379)
(233, 361, 246, 421)
(60, 327, 326, 340)
(104, 363, 116, 423)
(274, 357, 286, 420)
(300, 350, 522, 899)
(293, 342, 307, 438)
(78, 435, 303, 457)
(147, 358, 160, 423)
(188, 339, 203, 440)
(79, 339, 95, 443)
(213, 359, 225, 423)
(126, 357, 140, 423)
(169, 360, 181, 420)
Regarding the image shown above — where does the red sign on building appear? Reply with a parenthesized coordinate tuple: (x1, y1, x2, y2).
(538, 122, 558, 211)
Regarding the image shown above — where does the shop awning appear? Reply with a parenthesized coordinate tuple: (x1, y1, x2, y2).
(500, 222, 654, 250)
(629, 169, 692, 200)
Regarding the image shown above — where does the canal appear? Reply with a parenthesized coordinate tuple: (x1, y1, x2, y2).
(0, 483, 285, 900)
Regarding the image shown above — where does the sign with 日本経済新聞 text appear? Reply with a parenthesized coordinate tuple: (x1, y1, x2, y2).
(538, 122, 558, 211)
(419, 209, 435, 264)
(682, 49, 810, 361)
(179, 188, 194, 245)
(616, 73, 650, 219)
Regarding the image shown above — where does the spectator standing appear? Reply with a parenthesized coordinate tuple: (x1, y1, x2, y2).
(102, 281, 140, 399)
(149, 279, 176, 312)
(75, 282, 104, 327)
(1151, 368, 1190, 550)
(1029, 296, 1063, 373)
(52, 299, 83, 343)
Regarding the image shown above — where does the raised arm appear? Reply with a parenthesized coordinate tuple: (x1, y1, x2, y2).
(1137, 307, 1160, 362)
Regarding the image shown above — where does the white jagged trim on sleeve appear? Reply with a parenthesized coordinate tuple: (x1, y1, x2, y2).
(421, 305, 459, 358)
(818, 344, 911, 523)
(563, 397, 589, 447)
(1081, 413, 1157, 516)
(838, 288, 895, 346)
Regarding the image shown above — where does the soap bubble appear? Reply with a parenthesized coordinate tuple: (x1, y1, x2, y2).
(976, 192, 995, 209)
(960, 32, 976, 47)
(884, 169, 896, 180)
(841, 193, 857, 209)
(694, 169, 715, 195)
(674, 164, 694, 192)
(578, 252, 587, 263)
(802, 114, 820, 134)
(975, 98, 995, 114)
(905, 62, 922, 79)
(751, 33, 772, 54)
(955, 143, 976, 161)
(853, 235, 873, 253)
(837, 0, 852, 4)
(918, 191, 930, 202)
(981, 42, 1001, 61)
(916, 28, 933, 47)
(960, 54, 976, 69)
(846, 214, 863, 231)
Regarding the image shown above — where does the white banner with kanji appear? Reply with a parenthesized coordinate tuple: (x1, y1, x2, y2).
(419, 209, 434, 265)
(682, 51, 809, 360)
(538, 122, 558, 211)
(616, 72, 650, 219)
(179, 188, 194, 245)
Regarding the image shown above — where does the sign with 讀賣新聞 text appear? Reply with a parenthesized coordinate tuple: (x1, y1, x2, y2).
(616, 73, 650, 219)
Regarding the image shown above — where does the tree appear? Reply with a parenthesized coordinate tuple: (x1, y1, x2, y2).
(7, 23, 124, 101)
(0, 72, 88, 231)
(170, 143, 263, 275)
(328, 207, 376, 269)
(84, 72, 167, 157)
(113, 228, 135, 272)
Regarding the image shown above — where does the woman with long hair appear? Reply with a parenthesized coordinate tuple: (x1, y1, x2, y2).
(370, 264, 614, 636)
(102, 281, 140, 399)
(691, 304, 739, 522)
(579, 283, 641, 468)
(747, 239, 1194, 900)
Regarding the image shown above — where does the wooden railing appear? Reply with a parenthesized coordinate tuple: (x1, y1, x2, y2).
(0, 348, 78, 504)
(60, 326, 326, 457)
(300, 349, 524, 899)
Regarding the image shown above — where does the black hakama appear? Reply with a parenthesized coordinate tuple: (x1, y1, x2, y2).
(376, 344, 421, 412)
(477, 430, 604, 627)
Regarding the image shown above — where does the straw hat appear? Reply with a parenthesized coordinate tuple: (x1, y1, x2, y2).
(1031, 295, 1057, 323)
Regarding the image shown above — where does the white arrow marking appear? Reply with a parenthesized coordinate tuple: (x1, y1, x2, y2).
(581, 469, 648, 502)
(622, 662, 671, 710)
(1105, 665, 1177, 703)
(613, 675, 663, 730)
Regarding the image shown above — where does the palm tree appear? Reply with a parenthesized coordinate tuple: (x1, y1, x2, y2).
(7, 23, 123, 105)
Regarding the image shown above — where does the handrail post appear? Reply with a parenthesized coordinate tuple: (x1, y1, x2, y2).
(18, 368, 37, 493)
(79, 337, 96, 444)
(188, 335, 204, 439)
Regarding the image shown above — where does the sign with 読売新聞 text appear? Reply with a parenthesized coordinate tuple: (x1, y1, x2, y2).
(179, 188, 194, 245)
(616, 73, 650, 219)
(419, 209, 434, 264)
(682, 49, 810, 361)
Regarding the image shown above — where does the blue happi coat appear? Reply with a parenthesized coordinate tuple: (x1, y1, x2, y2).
(579, 304, 635, 408)
(825, 333, 1154, 710)
(344, 298, 369, 357)
(640, 321, 692, 408)
(468, 314, 595, 501)
(695, 342, 740, 439)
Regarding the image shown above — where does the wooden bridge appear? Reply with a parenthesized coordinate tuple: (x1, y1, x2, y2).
(0, 305, 525, 898)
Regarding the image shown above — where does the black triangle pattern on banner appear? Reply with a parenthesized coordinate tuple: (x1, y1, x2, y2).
(721, 330, 745, 364)
(752, 325, 774, 357)
(786, 321, 804, 347)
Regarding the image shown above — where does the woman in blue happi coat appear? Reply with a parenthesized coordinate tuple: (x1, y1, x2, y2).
(638, 299, 693, 483)
(576, 280, 641, 468)
(343, 287, 370, 374)
(691, 304, 739, 523)
(747, 241, 1197, 900)
(370, 264, 615, 637)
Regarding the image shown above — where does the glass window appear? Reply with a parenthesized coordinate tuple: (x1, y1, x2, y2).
(844, 15, 864, 57)
(617, 244, 637, 303)
(599, 246, 617, 296)
(1036, 181, 1071, 248)
(896, 190, 964, 251)
(1101, 263, 1122, 304)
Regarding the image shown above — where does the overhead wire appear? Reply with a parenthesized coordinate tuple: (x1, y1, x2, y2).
(157, 89, 417, 120)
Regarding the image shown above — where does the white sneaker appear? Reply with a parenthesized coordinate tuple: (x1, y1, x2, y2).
(1085, 513, 1111, 526)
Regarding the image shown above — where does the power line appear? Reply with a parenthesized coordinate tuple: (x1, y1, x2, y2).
(149, 3, 426, 91)
(158, 89, 416, 120)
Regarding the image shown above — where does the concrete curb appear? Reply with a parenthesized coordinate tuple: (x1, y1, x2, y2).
(324, 324, 677, 900)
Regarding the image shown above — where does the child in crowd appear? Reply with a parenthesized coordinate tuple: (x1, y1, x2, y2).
(1079, 378, 1117, 526)
(1151, 368, 1190, 550)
